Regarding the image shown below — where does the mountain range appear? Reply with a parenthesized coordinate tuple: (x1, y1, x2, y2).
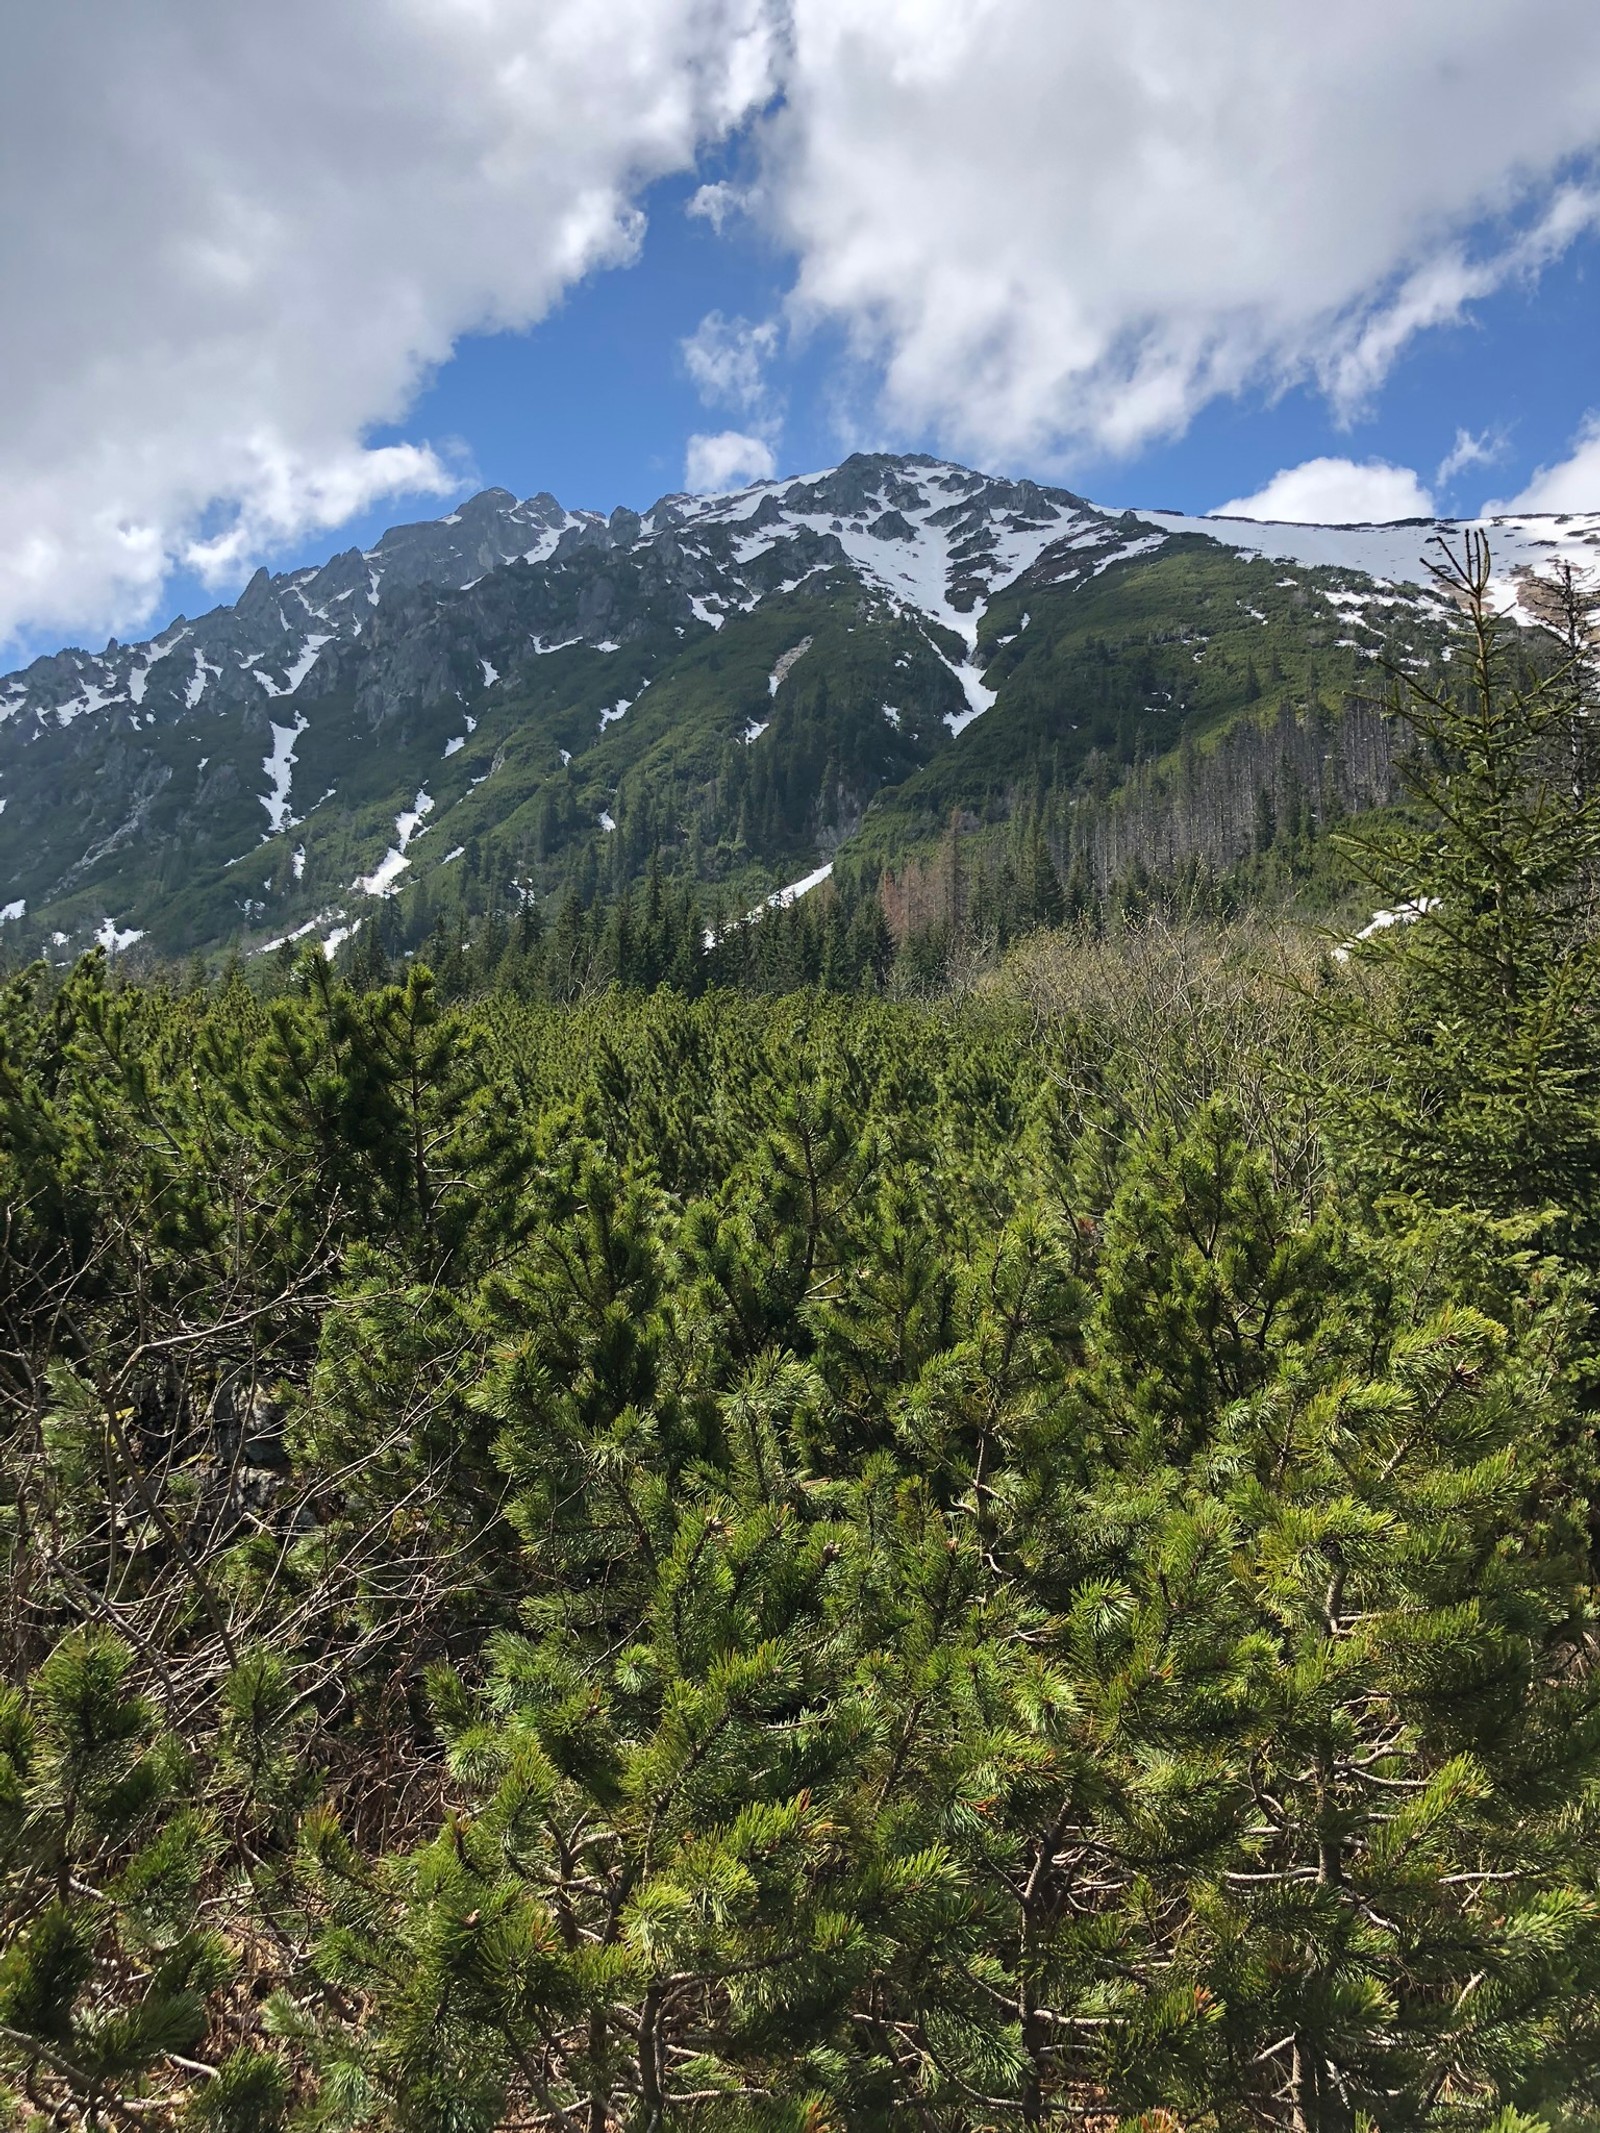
(2, 453, 1596, 965)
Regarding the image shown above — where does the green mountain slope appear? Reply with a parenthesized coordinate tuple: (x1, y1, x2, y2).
(0, 453, 1589, 967)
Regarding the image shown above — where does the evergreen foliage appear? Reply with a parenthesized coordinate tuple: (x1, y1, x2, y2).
(1329, 535, 1600, 1257)
(2, 542, 1599, 2128)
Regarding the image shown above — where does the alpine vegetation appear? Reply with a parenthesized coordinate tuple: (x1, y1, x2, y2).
(3, 526, 1600, 2130)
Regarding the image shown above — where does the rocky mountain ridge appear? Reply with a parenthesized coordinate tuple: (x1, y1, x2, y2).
(2, 454, 1596, 962)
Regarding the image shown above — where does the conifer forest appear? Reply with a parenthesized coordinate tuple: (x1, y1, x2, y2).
(7, 545, 1600, 2133)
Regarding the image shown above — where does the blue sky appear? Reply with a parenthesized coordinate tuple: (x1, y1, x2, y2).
(376, 191, 1600, 520)
(134, 177, 1600, 649)
(355, 183, 1600, 520)
(7, 3, 1600, 666)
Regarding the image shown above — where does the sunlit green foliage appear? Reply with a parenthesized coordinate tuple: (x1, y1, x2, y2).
(2, 550, 1599, 2128)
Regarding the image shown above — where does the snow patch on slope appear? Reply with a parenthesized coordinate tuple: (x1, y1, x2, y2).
(53, 680, 118, 728)
(129, 632, 184, 705)
(187, 648, 221, 707)
(1139, 507, 1600, 620)
(355, 790, 434, 898)
(764, 861, 833, 910)
(254, 634, 331, 698)
(941, 652, 996, 737)
(261, 717, 308, 835)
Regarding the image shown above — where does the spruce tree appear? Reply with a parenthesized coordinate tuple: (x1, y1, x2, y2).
(1329, 534, 1600, 1257)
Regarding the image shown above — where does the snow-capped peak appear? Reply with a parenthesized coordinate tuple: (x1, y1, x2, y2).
(670, 453, 1119, 646)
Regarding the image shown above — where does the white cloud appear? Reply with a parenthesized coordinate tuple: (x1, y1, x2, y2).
(1214, 458, 1436, 525)
(0, 0, 778, 648)
(1318, 184, 1600, 418)
(762, 2, 1600, 464)
(685, 430, 777, 491)
(681, 312, 780, 416)
(1491, 414, 1600, 512)
(1435, 427, 1503, 488)
(686, 181, 752, 235)
(10, 1, 1600, 647)
(681, 310, 784, 475)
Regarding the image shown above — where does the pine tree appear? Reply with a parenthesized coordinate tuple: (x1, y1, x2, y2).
(894, 1104, 1600, 2131)
(1026, 828, 1065, 930)
(1329, 534, 1600, 1258)
(1254, 781, 1278, 855)
(0, 1633, 239, 2126)
(8, 851, 1600, 2129)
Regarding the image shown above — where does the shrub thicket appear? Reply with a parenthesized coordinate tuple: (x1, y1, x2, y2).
(2, 545, 1599, 2131)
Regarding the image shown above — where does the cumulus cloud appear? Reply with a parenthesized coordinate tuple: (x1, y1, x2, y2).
(1318, 183, 1600, 418)
(763, 2, 1600, 463)
(10, 0, 1600, 646)
(681, 310, 784, 476)
(0, 0, 777, 648)
(684, 429, 777, 491)
(681, 312, 781, 416)
(1214, 458, 1437, 525)
(1490, 414, 1600, 512)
